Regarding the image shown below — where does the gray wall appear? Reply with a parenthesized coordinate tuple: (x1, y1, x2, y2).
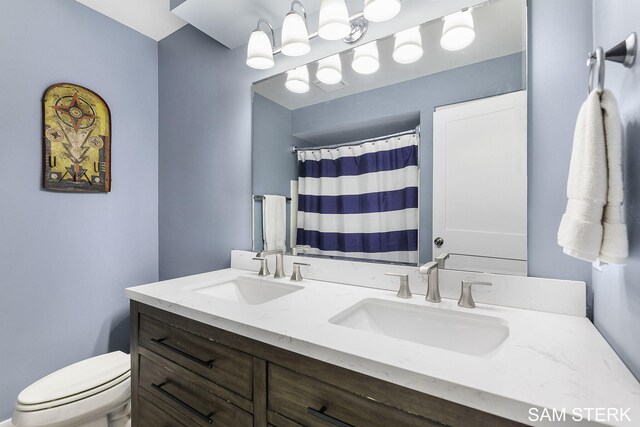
(158, 25, 257, 279)
(591, 0, 640, 380)
(0, 0, 158, 420)
(282, 53, 525, 264)
(252, 94, 307, 252)
(252, 94, 303, 197)
(527, 0, 593, 286)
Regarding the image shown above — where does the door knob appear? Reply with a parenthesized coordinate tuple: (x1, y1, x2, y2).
(434, 237, 444, 247)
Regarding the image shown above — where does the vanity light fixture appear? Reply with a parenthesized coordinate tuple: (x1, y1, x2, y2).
(440, 9, 475, 51)
(352, 41, 380, 74)
(363, 0, 402, 23)
(393, 26, 423, 64)
(247, 0, 402, 69)
(285, 65, 310, 93)
(281, 1, 311, 57)
(316, 54, 343, 85)
(246, 19, 275, 69)
(319, 0, 351, 41)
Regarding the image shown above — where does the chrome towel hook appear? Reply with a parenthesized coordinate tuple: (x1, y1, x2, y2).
(588, 47, 605, 95)
(588, 32, 637, 95)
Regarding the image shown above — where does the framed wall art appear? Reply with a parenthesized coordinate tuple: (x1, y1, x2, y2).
(43, 83, 111, 192)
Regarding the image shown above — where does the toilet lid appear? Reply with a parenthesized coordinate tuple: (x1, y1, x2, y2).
(17, 351, 130, 406)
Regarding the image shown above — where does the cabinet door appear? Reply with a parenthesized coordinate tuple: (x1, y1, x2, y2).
(139, 354, 253, 427)
(139, 313, 254, 400)
(267, 364, 438, 427)
(433, 91, 527, 275)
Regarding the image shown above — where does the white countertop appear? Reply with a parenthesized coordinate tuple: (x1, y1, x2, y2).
(126, 268, 640, 426)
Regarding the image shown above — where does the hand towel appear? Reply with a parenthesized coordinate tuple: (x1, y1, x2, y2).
(599, 90, 628, 264)
(262, 195, 286, 252)
(558, 90, 628, 264)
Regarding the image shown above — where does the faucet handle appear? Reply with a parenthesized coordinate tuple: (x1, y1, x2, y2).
(458, 281, 492, 308)
(386, 273, 412, 299)
(252, 257, 270, 276)
(291, 262, 310, 281)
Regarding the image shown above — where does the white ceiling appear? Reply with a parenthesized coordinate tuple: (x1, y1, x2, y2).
(75, 0, 187, 41)
(254, 0, 526, 110)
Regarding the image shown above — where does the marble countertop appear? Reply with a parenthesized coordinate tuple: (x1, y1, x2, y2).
(126, 268, 640, 426)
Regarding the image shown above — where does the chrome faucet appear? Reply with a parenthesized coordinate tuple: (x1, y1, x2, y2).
(386, 273, 412, 299)
(420, 262, 441, 303)
(435, 253, 450, 269)
(256, 250, 286, 278)
(458, 281, 492, 308)
(291, 245, 311, 256)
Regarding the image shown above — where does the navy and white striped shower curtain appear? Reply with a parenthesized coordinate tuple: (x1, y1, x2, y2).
(296, 133, 419, 263)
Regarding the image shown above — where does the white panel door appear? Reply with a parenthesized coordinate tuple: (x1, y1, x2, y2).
(433, 91, 527, 274)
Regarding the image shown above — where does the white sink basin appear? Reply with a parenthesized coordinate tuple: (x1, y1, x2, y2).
(193, 276, 303, 305)
(329, 298, 509, 357)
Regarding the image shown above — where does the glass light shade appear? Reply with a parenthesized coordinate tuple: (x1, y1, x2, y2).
(352, 41, 380, 74)
(393, 26, 423, 64)
(363, 0, 401, 23)
(285, 66, 310, 93)
(440, 10, 475, 51)
(281, 11, 311, 56)
(246, 30, 274, 69)
(316, 54, 343, 85)
(318, 0, 351, 40)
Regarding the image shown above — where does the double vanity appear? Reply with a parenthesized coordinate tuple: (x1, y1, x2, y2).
(126, 251, 640, 426)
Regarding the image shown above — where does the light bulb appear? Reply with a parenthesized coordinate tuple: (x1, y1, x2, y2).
(363, 0, 401, 23)
(393, 26, 423, 64)
(352, 41, 379, 74)
(441, 9, 475, 51)
(316, 54, 343, 85)
(319, 0, 351, 40)
(281, 11, 310, 56)
(286, 66, 310, 93)
(246, 30, 274, 69)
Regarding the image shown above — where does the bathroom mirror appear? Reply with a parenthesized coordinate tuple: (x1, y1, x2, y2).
(252, 0, 528, 274)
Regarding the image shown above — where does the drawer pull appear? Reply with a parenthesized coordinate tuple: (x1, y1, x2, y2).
(150, 338, 214, 369)
(307, 406, 354, 427)
(152, 382, 215, 424)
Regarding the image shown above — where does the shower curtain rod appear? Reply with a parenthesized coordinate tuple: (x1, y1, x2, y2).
(289, 125, 421, 154)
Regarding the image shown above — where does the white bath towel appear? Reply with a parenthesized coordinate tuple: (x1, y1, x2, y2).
(558, 90, 628, 264)
(262, 195, 286, 252)
(599, 90, 628, 264)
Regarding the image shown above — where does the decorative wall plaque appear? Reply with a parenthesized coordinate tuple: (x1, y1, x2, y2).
(43, 83, 111, 192)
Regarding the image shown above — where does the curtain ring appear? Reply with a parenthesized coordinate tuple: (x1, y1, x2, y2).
(588, 47, 605, 95)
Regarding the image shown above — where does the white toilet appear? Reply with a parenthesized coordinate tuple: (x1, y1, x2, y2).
(12, 351, 131, 427)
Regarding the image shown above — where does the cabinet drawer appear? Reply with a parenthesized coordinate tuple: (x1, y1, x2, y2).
(138, 393, 187, 427)
(139, 313, 253, 400)
(139, 353, 253, 427)
(268, 364, 437, 427)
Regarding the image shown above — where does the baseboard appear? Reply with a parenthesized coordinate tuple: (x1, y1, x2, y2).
(0, 419, 14, 427)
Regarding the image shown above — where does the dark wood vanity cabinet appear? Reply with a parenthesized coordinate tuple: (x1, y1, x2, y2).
(130, 302, 524, 427)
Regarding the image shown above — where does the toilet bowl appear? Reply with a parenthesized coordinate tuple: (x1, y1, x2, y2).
(12, 351, 131, 427)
